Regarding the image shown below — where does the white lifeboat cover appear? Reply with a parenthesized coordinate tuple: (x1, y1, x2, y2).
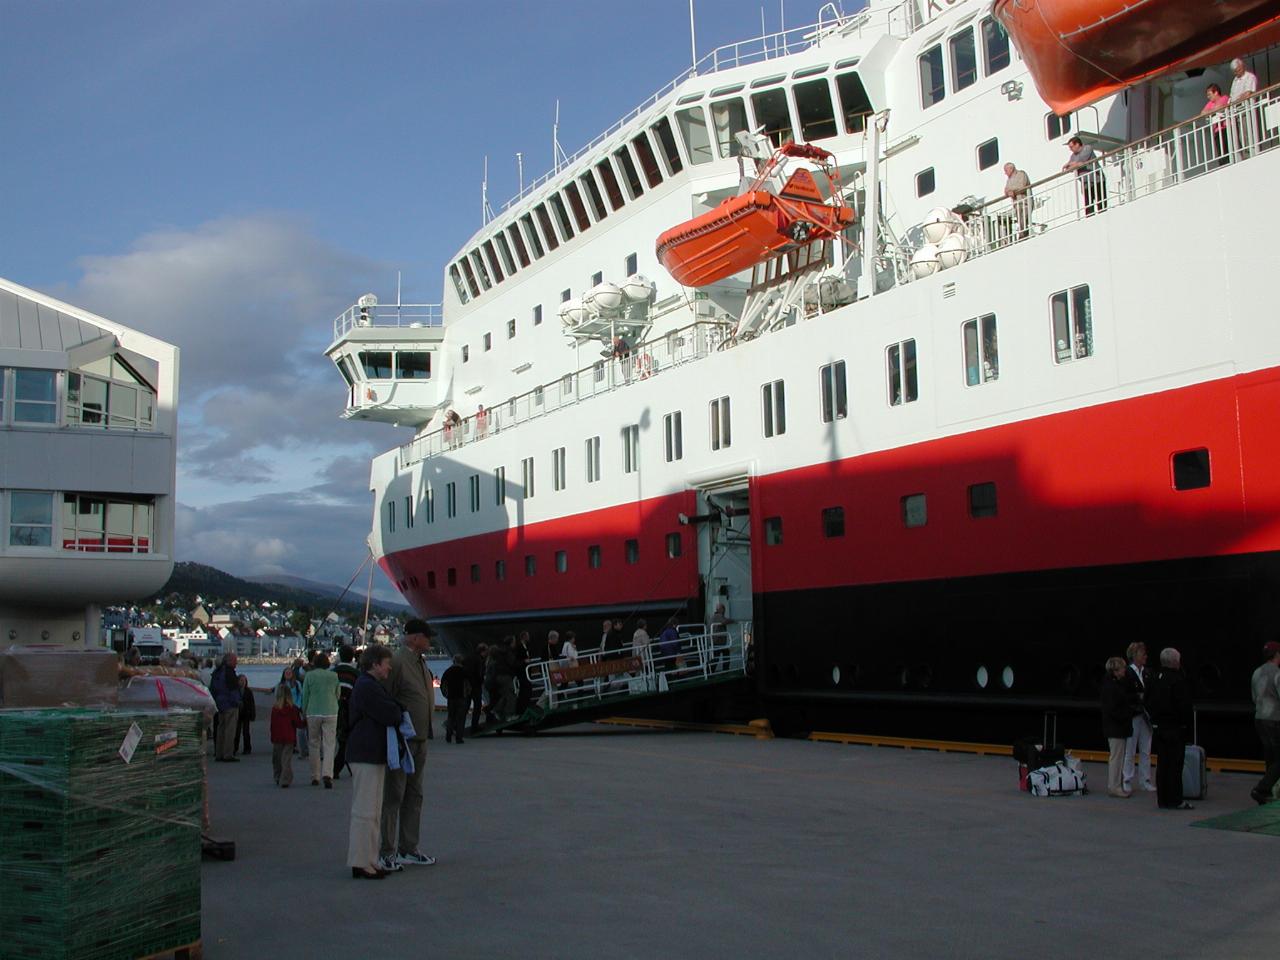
(584, 282, 625, 315)
(620, 274, 655, 303)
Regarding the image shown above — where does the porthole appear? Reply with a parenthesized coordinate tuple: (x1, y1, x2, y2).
(831, 665, 842, 686)
(1001, 665, 1015, 689)
(975, 665, 989, 689)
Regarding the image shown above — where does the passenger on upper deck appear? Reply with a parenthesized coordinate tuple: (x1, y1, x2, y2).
(1062, 137, 1107, 217)
(1001, 163, 1032, 240)
(1230, 58, 1259, 102)
(475, 404, 488, 439)
(1201, 84, 1232, 166)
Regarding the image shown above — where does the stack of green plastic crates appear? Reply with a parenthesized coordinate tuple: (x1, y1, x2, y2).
(0, 709, 203, 960)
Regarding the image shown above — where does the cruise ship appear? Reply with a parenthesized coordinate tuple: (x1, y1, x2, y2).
(327, 0, 1280, 752)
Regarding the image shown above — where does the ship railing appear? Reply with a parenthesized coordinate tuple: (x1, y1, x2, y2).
(943, 83, 1280, 264)
(332, 302, 443, 341)
(520, 622, 751, 714)
(399, 319, 732, 467)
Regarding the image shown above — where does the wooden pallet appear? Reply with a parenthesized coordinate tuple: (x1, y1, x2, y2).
(137, 940, 202, 960)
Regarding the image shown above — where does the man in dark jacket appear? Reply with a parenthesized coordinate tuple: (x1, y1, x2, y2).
(346, 645, 402, 879)
(209, 653, 241, 762)
(333, 644, 359, 779)
(440, 655, 471, 744)
(1146, 647, 1195, 810)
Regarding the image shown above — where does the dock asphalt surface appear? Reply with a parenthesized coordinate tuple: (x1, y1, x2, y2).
(203, 720, 1279, 959)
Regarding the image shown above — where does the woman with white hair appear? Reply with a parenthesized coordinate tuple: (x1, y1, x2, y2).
(1100, 657, 1132, 798)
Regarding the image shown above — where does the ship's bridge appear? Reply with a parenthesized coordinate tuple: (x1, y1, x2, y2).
(326, 295, 444, 426)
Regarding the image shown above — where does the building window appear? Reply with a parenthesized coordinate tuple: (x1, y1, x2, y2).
(522, 457, 535, 498)
(61, 493, 153, 553)
(525, 554, 536, 576)
(495, 559, 506, 581)
(887, 340, 919, 406)
(553, 446, 567, 491)
(761, 380, 786, 438)
(386, 500, 396, 533)
(622, 424, 640, 474)
(916, 168, 936, 197)
(822, 506, 845, 538)
(446, 482, 457, 518)
(969, 482, 998, 518)
(625, 539, 640, 564)
(470, 563, 481, 583)
(462, 345, 470, 364)
(586, 436, 601, 483)
(507, 319, 516, 339)
(666, 532, 682, 558)
(65, 357, 155, 430)
(1046, 111, 1073, 140)
(919, 44, 945, 108)
(1172, 449, 1211, 491)
(764, 516, 783, 545)
(404, 495, 414, 529)
(13, 369, 58, 424)
(820, 360, 848, 422)
(962, 314, 999, 385)
(447, 567, 457, 586)
(483, 332, 492, 352)
(1051, 285, 1094, 363)
(495, 466, 506, 505)
(949, 27, 977, 91)
(625, 252, 638, 276)
(981, 16, 1012, 75)
(976, 138, 1000, 170)
(469, 474, 480, 512)
(9, 491, 54, 547)
(533, 304, 543, 326)
(710, 396, 732, 450)
(588, 544, 602, 568)
(902, 494, 927, 528)
(663, 411, 683, 462)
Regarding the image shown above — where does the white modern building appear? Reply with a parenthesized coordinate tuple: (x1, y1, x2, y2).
(0, 277, 178, 647)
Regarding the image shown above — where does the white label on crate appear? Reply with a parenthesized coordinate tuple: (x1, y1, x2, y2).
(118, 721, 143, 763)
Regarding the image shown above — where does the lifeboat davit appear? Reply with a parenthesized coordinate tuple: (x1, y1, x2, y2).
(655, 142, 855, 288)
(996, 0, 1280, 114)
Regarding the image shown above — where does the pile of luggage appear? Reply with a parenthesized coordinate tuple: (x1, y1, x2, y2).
(1014, 739, 1087, 797)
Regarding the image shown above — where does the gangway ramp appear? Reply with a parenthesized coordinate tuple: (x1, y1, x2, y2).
(477, 625, 751, 735)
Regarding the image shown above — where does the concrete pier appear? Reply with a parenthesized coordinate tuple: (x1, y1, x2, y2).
(202, 722, 1278, 959)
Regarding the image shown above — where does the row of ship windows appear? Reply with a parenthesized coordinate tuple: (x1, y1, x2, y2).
(918, 16, 1012, 109)
(912, 112, 1073, 197)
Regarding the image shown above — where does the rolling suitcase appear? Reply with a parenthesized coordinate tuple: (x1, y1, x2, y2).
(1182, 713, 1207, 801)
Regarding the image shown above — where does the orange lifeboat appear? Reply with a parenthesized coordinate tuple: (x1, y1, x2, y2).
(995, 0, 1280, 114)
(656, 142, 854, 288)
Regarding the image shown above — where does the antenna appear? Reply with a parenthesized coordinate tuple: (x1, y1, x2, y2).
(553, 100, 569, 172)
(780, 0, 788, 55)
(689, 0, 697, 73)
(482, 155, 496, 225)
(516, 152, 524, 196)
(396, 271, 402, 308)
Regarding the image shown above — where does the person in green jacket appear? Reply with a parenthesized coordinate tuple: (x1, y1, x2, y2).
(301, 653, 341, 788)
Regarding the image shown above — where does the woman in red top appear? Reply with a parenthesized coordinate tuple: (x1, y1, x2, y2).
(1202, 83, 1232, 166)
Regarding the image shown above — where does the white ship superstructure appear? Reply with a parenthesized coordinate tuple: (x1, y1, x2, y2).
(328, 0, 1280, 751)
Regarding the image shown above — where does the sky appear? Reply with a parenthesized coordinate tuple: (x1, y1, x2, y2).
(0, 0, 842, 599)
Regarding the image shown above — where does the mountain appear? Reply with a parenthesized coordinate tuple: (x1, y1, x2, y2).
(246, 574, 410, 612)
(152, 562, 409, 616)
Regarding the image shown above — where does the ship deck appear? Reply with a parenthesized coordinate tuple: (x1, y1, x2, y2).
(202, 719, 1278, 958)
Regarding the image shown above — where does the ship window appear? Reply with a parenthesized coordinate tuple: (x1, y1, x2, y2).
(919, 45, 946, 108)
(675, 105, 714, 165)
(969, 482, 998, 518)
(404, 495, 414, 529)
(396, 352, 431, 379)
(334, 357, 354, 388)
(981, 17, 1011, 75)
(483, 333, 492, 352)
(591, 271, 603, 287)
(450, 264, 471, 303)
(470, 250, 492, 289)
(666, 532, 683, 558)
(901, 493, 927, 528)
(507, 319, 516, 340)
(625, 539, 640, 564)
(561, 288, 572, 302)
(424, 486, 435, 523)
(386, 499, 396, 533)
(555, 550, 568, 573)
(553, 446, 567, 491)
(525, 555, 536, 576)
(764, 516, 783, 546)
(976, 138, 1000, 170)
(835, 71, 873, 133)
(495, 559, 505, 581)
(710, 97, 750, 158)
(613, 146, 645, 199)
(534, 203, 561, 250)
(822, 506, 845, 538)
(427, 571, 437, 589)
(820, 360, 847, 422)
(563, 182, 592, 231)
(1050, 284, 1093, 363)
(1046, 111, 1073, 140)
(462, 345, 470, 364)
(1172, 449, 1211, 491)
(916, 168, 936, 197)
(482, 241, 505, 283)
(458, 257, 481, 297)
(588, 544, 602, 568)
(359, 352, 393, 379)
(533, 304, 543, 326)
(887, 339, 919, 406)
(664, 411, 683, 462)
(793, 78, 837, 141)
(631, 132, 665, 188)
(495, 466, 506, 505)
(650, 116, 684, 174)
(469, 474, 480, 512)
(949, 27, 977, 92)
(519, 214, 545, 259)
(586, 435, 601, 482)
(595, 158, 626, 210)
(522, 456, 535, 498)
(447, 567, 457, 586)
(506, 224, 531, 267)
(962, 314, 999, 385)
(710, 395, 732, 450)
(471, 563, 481, 583)
(622, 424, 640, 474)
(494, 233, 517, 274)
(625, 252, 638, 276)
(580, 171, 609, 221)
(762, 379, 786, 438)
(548, 195, 574, 242)
(446, 482, 457, 518)
(750, 87, 794, 147)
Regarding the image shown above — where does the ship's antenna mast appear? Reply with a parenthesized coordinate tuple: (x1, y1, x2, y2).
(482, 155, 495, 225)
(689, 0, 697, 73)
(516, 152, 524, 197)
(780, 0, 788, 55)
(553, 100, 570, 173)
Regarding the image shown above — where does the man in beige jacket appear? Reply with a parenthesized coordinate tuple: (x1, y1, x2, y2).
(378, 619, 437, 870)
